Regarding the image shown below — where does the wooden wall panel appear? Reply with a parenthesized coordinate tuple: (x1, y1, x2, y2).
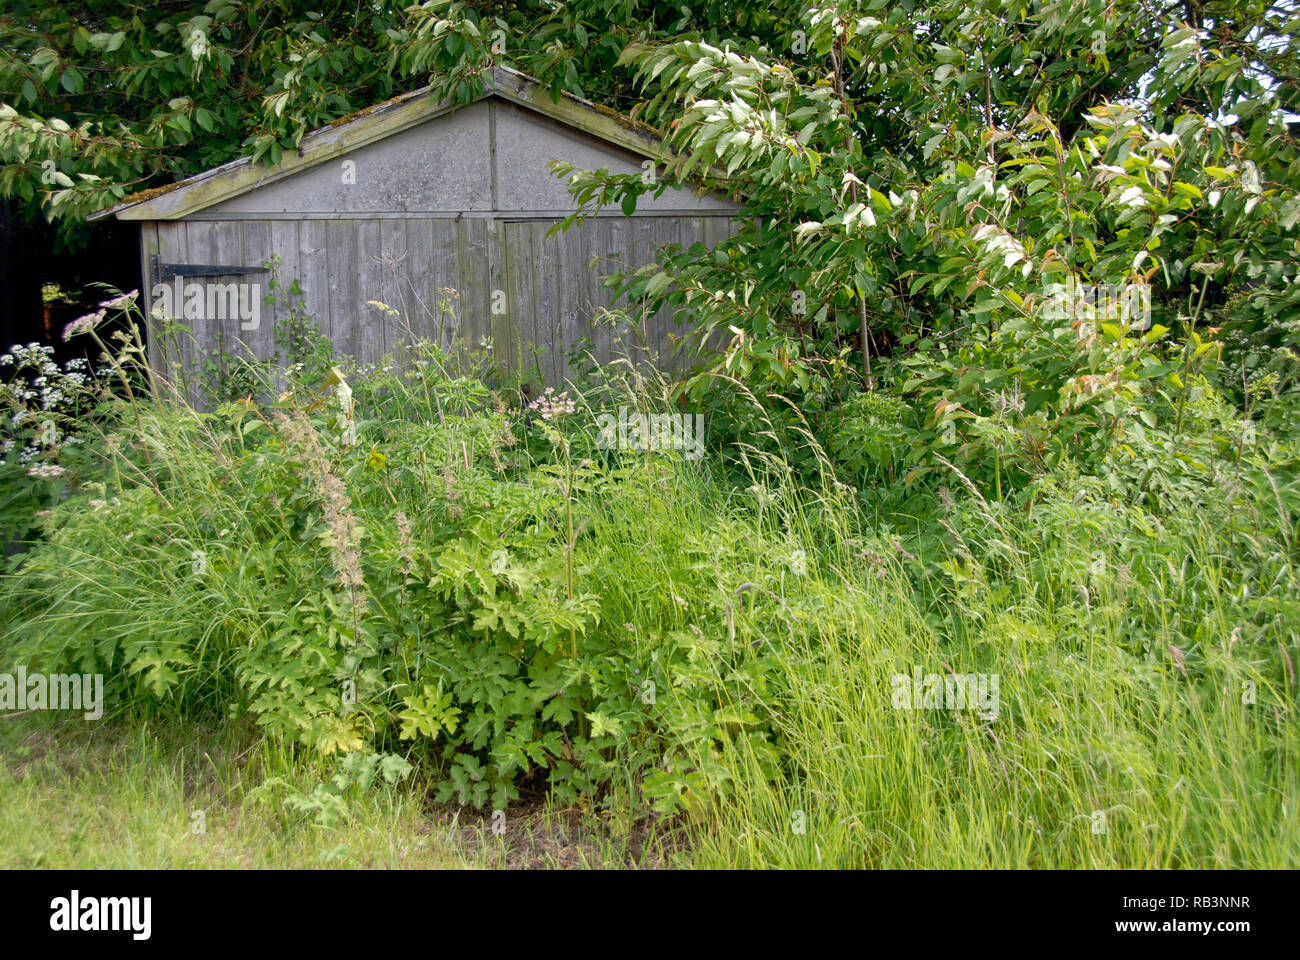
(150, 213, 740, 391)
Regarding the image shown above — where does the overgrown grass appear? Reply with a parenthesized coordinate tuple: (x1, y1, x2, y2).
(686, 495, 1299, 868)
(0, 708, 668, 869)
(2, 318, 1296, 869)
(0, 711, 475, 869)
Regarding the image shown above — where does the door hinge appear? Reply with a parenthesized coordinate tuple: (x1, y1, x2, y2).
(150, 255, 269, 284)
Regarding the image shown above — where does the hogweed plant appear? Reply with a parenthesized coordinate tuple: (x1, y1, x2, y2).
(0, 287, 162, 546)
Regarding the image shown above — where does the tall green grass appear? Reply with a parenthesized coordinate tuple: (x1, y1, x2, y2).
(2, 323, 1295, 868)
(679, 489, 1299, 867)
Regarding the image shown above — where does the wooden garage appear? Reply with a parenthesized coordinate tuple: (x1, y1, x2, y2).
(90, 65, 741, 386)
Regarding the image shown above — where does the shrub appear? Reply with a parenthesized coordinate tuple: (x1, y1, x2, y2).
(0, 332, 783, 817)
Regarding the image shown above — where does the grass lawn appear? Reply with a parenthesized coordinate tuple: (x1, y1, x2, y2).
(0, 712, 696, 869)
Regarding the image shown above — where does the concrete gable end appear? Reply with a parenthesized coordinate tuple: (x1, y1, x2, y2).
(189, 97, 739, 220)
(198, 101, 494, 218)
(94, 68, 743, 222)
(492, 100, 738, 215)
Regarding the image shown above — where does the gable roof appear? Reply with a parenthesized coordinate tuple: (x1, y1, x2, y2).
(90, 66, 686, 222)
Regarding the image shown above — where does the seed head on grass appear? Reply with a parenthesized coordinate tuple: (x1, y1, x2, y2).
(276, 410, 366, 605)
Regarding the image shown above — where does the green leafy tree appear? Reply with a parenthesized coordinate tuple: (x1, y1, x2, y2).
(554, 0, 1299, 491)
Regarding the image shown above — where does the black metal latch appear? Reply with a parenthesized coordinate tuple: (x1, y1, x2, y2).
(150, 255, 269, 284)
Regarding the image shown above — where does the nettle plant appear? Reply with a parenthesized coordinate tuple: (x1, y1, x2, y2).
(178, 256, 336, 406)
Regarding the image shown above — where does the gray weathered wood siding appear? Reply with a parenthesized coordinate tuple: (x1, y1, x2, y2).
(137, 95, 740, 387)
